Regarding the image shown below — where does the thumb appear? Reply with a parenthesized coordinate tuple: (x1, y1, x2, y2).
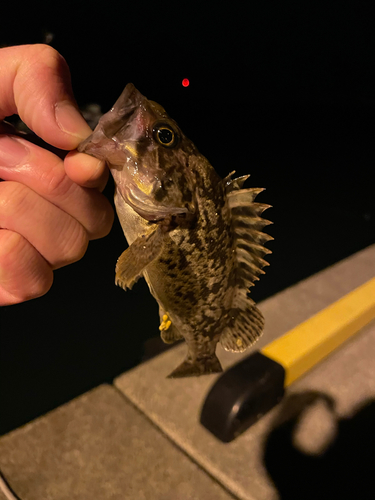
(0, 44, 91, 150)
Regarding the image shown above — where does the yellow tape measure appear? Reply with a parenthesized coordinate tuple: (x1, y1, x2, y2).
(262, 277, 375, 386)
(201, 277, 375, 442)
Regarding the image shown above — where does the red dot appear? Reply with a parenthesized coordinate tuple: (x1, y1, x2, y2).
(182, 78, 190, 87)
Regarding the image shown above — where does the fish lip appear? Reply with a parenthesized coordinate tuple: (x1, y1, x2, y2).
(114, 83, 144, 116)
(121, 182, 192, 221)
(100, 84, 147, 140)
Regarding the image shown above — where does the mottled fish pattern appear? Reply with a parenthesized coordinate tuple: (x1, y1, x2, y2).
(78, 84, 273, 377)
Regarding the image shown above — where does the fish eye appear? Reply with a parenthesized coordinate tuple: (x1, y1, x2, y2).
(153, 122, 179, 148)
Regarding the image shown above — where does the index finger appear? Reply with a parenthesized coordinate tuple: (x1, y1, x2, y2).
(0, 44, 92, 150)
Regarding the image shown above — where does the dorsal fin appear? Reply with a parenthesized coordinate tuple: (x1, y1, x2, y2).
(226, 176, 273, 287)
(220, 174, 273, 352)
(224, 171, 251, 193)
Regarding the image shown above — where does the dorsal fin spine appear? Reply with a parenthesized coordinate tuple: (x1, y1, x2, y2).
(226, 175, 272, 288)
(219, 173, 272, 353)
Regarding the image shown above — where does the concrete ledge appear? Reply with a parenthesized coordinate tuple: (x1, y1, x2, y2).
(0, 385, 234, 500)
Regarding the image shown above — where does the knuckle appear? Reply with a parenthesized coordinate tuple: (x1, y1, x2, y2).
(0, 230, 53, 303)
(28, 44, 67, 72)
(17, 268, 53, 302)
(59, 222, 89, 266)
(40, 158, 72, 199)
(29, 271, 53, 300)
(0, 230, 23, 267)
(89, 201, 114, 240)
(101, 205, 115, 237)
(0, 181, 31, 223)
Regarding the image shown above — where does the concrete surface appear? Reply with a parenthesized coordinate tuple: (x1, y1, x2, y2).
(115, 244, 375, 500)
(1, 244, 374, 500)
(0, 385, 234, 500)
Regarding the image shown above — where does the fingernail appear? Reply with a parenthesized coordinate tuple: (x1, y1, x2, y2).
(55, 101, 92, 140)
(86, 158, 106, 181)
(0, 136, 29, 167)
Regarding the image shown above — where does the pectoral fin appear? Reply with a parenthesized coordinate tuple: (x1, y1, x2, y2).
(115, 226, 164, 290)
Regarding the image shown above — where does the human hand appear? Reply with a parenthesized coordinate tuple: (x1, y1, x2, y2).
(0, 44, 114, 306)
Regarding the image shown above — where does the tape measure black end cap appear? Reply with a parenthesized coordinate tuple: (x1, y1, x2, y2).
(200, 351, 285, 442)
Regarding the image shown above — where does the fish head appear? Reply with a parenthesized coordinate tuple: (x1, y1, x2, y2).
(78, 83, 197, 222)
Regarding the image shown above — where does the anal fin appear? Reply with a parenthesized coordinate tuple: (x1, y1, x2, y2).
(115, 226, 164, 290)
(220, 290, 264, 352)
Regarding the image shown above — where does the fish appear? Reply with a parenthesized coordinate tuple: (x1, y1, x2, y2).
(78, 84, 273, 378)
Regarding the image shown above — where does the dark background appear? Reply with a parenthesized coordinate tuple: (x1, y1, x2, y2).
(1, 0, 374, 447)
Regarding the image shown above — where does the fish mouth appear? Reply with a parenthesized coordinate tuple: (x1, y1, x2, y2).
(102, 84, 145, 140)
(122, 182, 192, 221)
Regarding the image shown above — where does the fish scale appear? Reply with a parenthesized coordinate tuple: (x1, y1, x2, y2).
(78, 83, 272, 378)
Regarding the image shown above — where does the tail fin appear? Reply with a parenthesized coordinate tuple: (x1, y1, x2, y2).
(167, 354, 223, 378)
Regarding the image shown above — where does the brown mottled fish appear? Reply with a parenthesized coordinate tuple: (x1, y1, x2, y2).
(78, 84, 273, 378)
